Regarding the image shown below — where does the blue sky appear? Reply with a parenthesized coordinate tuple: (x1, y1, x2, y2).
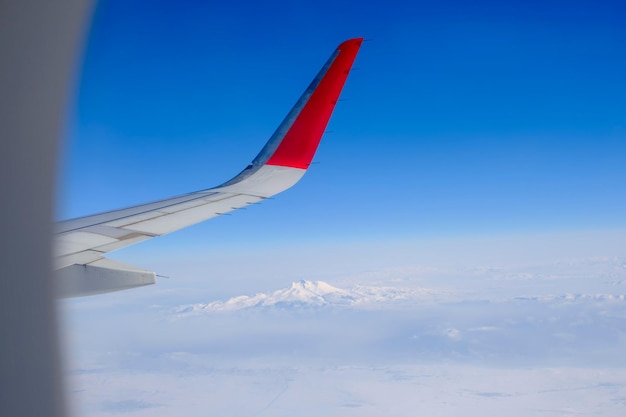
(59, 0, 626, 252)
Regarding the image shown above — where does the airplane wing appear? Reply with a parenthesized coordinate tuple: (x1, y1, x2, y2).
(54, 38, 363, 297)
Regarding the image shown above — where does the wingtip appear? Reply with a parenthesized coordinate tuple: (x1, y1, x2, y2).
(232, 38, 363, 173)
(262, 38, 363, 170)
(337, 37, 364, 51)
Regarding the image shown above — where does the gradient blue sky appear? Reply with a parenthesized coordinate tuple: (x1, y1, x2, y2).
(59, 0, 626, 253)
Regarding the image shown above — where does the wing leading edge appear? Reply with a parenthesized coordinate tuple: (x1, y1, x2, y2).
(55, 38, 363, 297)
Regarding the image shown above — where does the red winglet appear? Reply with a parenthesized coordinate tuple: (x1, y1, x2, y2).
(265, 38, 363, 169)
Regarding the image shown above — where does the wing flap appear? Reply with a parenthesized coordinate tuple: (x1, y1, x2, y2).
(55, 231, 118, 256)
(56, 258, 156, 298)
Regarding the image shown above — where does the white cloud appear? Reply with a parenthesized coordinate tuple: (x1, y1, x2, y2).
(61, 240, 626, 416)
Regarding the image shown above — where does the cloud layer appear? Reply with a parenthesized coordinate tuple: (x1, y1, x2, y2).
(61, 256, 626, 416)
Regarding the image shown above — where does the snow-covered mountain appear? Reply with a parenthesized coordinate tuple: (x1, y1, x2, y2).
(173, 275, 626, 318)
(174, 280, 437, 316)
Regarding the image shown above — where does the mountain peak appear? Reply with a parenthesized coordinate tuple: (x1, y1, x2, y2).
(289, 280, 346, 295)
(174, 280, 432, 317)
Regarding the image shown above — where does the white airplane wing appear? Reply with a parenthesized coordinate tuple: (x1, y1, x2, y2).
(54, 38, 363, 297)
